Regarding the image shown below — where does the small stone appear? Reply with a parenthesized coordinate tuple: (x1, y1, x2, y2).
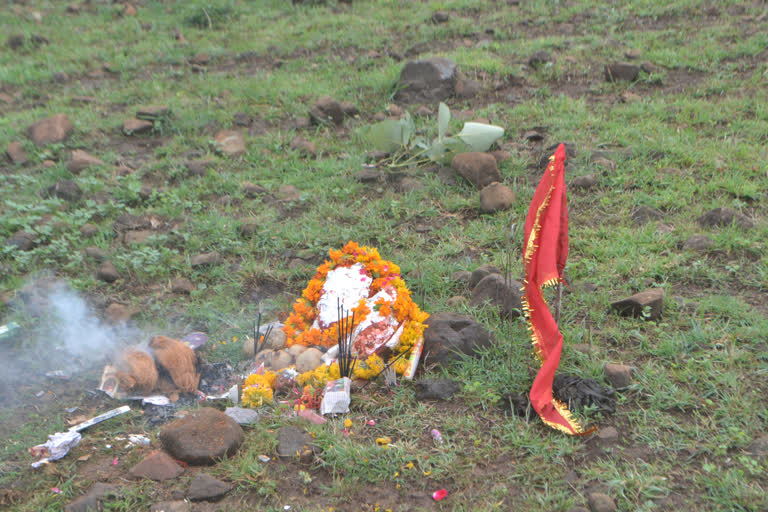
(431, 10, 450, 23)
(387, 104, 404, 117)
(469, 264, 501, 289)
(624, 48, 642, 59)
(620, 90, 641, 103)
(48, 179, 83, 201)
(96, 261, 120, 283)
(8, 34, 25, 51)
(746, 435, 768, 460)
(5, 231, 35, 251)
(698, 207, 753, 229)
(567, 507, 590, 512)
(184, 159, 214, 177)
(189, 53, 210, 66)
(587, 492, 617, 512)
(187, 473, 231, 501)
(213, 130, 246, 156)
(277, 426, 315, 462)
(396, 57, 458, 105)
(224, 407, 261, 425)
(254, 348, 274, 367)
(490, 150, 510, 163)
(684, 234, 714, 251)
(451, 152, 501, 189)
(604, 63, 641, 82)
(451, 270, 472, 286)
(64, 483, 119, 512)
(277, 184, 300, 202)
(571, 174, 597, 189)
(422, 312, 494, 366)
(289, 136, 316, 157)
(160, 408, 244, 465)
(479, 182, 515, 213)
(190, 252, 220, 267)
(528, 50, 553, 68)
(242, 182, 266, 198)
(415, 379, 460, 400)
(414, 105, 433, 116)
(296, 347, 323, 373)
(171, 278, 195, 294)
(124, 230, 154, 244)
(287, 345, 308, 358)
(105, 303, 137, 324)
(6, 142, 28, 164)
(611, 288, 664, 320)
(129, 451, 184, 481)
(596, 426, 619, 441)
(630, 205, 663, 225)
(640, 61, 658, 74)
(27, 114, 74, 146)
(238, 222, 259, 237)
(604, 363, 633, 388)
(446, 296, 467, 307)
(83, 246, 108, 261)
(122, 3, 137, 16)
(339, 101, 358, 117)
(470, 274, 524, 318)
(123, 118, 154, 135)
(455, 77, 481, 99)
(272, 349, 293, 370)
(80, 224, 99, 238)
(150, 501, 190, 512)
(309, 96, 344, 126)
(67, 149, 104, 173)
(592, 157, 617, 171)
(136, 105, 171, 120)
(572, 343, 597, 355)
(264, 329, 287, 351)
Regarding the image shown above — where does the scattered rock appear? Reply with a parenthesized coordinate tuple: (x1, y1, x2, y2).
(295, 347, 323, 373)
(414, 105, 433, 117)
(451, 270, 472, 286)
(697, 207, 753, 229)
(96, 261, 120, 283)
(746, 435, 768, 460)
(446, 296, 467, 307)
(242, 182, 266, 198)
(624, 48, 642, 60)
(160, 408, 244, 465)
(213, 130, 246, 156)
(528, 50, 553, 68)
(309, 96, 344, 126)
(27, 114, 74, 146)
(114, 213, 150, 231)
(238, 222, 258, 237)
(264, 329, 287, 351)
(571, 174, 597, 189)
(47, 179, 83, 202)
(619, 90, 641, 103)
(225, 407, 261, 425)
(105, 303, 137, 324)
(171, 278, 195, 294)
(287, 344, 308, 358)
(272, 349, 293, 370)
(189, 53, 210, 66)
(469, 264, 501, 289)
(122, 3, 137, 16)
(66, 149, 104, 173)
(123, 118, 154, 135)
(253, 348, 274, 367)
(8, 34, 25, 51)
(470, 273, 524, 318)
(455, 77, 481, 99)
(640, 61, 658, 74)
(587, 492, 617, 512)
(277, 184, 300, 202)
(187, 473, 231, 501)
(83, 246, 108, 260)
(136, 105, 171, 120)
(395, 57, 458, 105)
(5, 230, 35, 251)
(124, 230, 154, 244)
(64, 483, 119, 512)
(604, 63, 640, 82)
(184, 159, 214, 177)
(431, 10, 450, 23)
(289, 136, 316, 157)
(451, 152, 501, 189)
(422, 312, 494, 366)
(479, 182, 515, 213)
(415, 379, 460, 400)
(630, 205, 663, 225)
(129, 450, 184, 481)
(683, 234, 714, 251)
(6, 142, 28, 164)
(604, 363, 633, 388)
(596, 426, 619, 442)
(611, 288, 664, 320)
(277, 426, 315, 463)
(339, 101, 358, 117)
(80, 224, 99, 238)
(190, 252, 220, 267)
(150, 501, 190, 512)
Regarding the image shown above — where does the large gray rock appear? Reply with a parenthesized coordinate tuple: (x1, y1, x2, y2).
(470, 274, 524, 318)
(395, 57, 458, 105)
(160, 407, 244, 465)
(422, 312, 494, 366)
(698, 207, 753, 229)
(187, 473, 231, 501)
(611, 288, 664, 320)
(47, 179, 83, 202)
(27, 114, 74, 146)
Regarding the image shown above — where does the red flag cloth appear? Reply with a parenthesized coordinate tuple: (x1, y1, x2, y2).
(522, 143, 587, 435)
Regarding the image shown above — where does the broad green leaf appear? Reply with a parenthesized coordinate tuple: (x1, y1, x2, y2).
(364, 120, 405, 152)
(401, 112, 414, 147)
(426, 137, 470, 164)
(437, 102, 450, 141)
(457, 122, 504, 152)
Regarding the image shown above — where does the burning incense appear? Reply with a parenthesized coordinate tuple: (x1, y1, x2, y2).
(253, 312, 274, 355)
(336, 298, 357, 379)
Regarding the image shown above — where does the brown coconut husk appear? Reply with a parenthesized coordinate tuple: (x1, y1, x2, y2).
(150, 335, 200, 393)
(115, 348, 158, 395)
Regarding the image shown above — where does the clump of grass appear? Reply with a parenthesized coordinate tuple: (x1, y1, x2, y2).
(184, 2, 238, 29)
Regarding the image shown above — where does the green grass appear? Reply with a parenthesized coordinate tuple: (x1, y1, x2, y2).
(1, 0, 768, 510)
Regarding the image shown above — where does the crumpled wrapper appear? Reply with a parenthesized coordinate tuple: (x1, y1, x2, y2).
(320, 377, 351, 415)
(30, 431, 82, 468)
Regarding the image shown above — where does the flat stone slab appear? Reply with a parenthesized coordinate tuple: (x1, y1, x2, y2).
(160, 407, 244, 465)
(129, 450, 184, 481)
(187, 473, 231, 501)
(277, 426, 314, 462)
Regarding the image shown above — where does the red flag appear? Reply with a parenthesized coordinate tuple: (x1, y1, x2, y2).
(522, 143, 587, 435)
